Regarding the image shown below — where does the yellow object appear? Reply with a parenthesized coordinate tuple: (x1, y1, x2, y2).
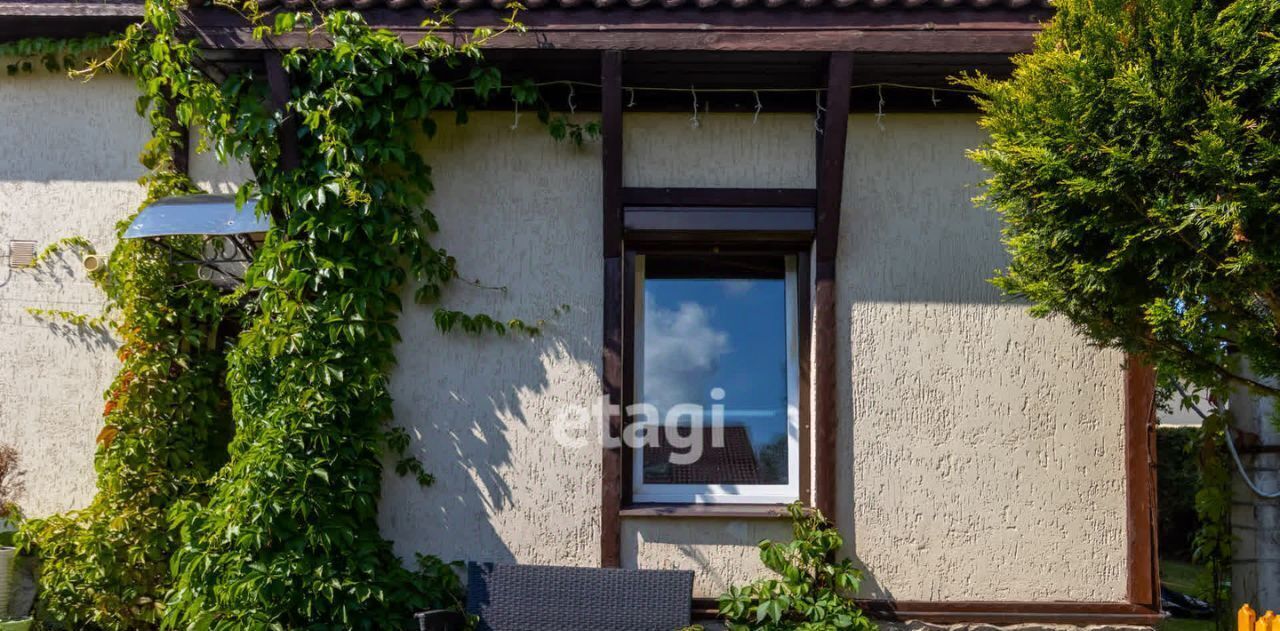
(1241, 604, 1257, 631)
(1257, 610, 1276, 631)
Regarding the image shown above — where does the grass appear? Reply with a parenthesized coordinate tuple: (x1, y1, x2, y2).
(1163, 559, 1205, 596)
(1160, 559, 1218, 631)
(1161, 617, 1216, 631)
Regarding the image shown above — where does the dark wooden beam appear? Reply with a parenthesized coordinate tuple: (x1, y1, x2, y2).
(163, 100, 190, 178)
(0, 16, 135, 43)
(183, 7, 1044, 53)
(815, 53, 852, 263)
(600, 49, 624, 570)
(812, 52, 852, 520)
(624, 207, 813, 236)
(856, 600, 1164, 625)
(693, 598, 1162, 625)
(186, 6, 1048, 30)
(189, 26, 1036, 54)
(1124, 356, 1160, 611)
(262, 50, 294, 228)
(621, 187, 816, 208)
(264, 51, 298, 172)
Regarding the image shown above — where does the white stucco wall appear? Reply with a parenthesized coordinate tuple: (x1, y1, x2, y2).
(836, 114, 1128, 602)
(0, 68, 144, 517)
(378, 113, 605, 567)
(614, 113, 1127, 600)
(1, 78, 1129, 605)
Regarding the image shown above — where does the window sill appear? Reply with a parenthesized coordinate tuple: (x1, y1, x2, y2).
(619, 503, 794, 519)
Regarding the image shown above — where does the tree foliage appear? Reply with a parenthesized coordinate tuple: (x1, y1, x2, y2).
(963, 0, 1280, 606)
(965, 0, 1280, 400)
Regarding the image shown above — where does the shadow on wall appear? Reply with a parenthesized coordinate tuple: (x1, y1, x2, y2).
(13, 252, 117, 351)
(382, 301, 603, 568)
(621, 517, 793, 598)
(839, 115, 1010, 602)
(377, 113, 604, 571)
(839, 114, 1009, 307)
(836, 116, 1129, 603)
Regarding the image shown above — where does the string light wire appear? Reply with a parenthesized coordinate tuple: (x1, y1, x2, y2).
(876, 84, 886, 131)
(814, 90, 826, 134)
(453, 79, 977, 97)
(689, 86, 700, 129)
(470, 80, 979, 136)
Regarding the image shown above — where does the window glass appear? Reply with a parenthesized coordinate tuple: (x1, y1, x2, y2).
(635, 255, 796, 500)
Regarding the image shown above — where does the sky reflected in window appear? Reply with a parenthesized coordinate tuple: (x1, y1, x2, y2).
(640, 257, 790, 485)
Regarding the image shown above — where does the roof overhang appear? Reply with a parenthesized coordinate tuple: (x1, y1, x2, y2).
(0, 2, 142, 42)
(182, 5, 1047, 54)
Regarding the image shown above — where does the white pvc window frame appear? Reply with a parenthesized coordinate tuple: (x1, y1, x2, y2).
(630, 254, 801, 505)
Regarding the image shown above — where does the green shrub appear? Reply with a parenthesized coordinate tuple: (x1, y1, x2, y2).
(964, 0, 1280, 411)
(718, 503, 876, 631)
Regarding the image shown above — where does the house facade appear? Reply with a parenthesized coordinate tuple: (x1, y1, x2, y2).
(0, 1, 1162, 625)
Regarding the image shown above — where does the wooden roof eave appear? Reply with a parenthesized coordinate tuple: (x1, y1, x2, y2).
(180, 5, 1047, 54)
(0, 3, 143, 43)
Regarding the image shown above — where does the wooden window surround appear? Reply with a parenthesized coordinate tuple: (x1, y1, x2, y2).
(597, 50, 1160, 625)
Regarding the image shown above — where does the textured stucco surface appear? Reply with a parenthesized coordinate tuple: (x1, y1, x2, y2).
(836, 114, 1128, 602)
(623, 112, 815, 189)
(623, 517, 793, 596)
(378, 113, 604, 568)
(1, 94, 1130, 604)
(0, 69, 145, 517)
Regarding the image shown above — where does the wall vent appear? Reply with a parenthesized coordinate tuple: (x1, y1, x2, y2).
(9, 241, 36, 268)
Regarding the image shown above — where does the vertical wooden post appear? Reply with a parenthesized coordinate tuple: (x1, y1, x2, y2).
(1124, 355, 1160, 610)
(600, 50, 624, 569)
(163, 99, 189, 178)
(263, 50, 295, 228)
(812, 52, 852, 520)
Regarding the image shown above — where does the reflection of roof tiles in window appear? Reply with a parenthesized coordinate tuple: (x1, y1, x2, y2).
(644, 425, 760, 485)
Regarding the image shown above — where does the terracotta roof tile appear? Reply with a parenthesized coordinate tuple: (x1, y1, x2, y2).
(642, 425, 764, 485)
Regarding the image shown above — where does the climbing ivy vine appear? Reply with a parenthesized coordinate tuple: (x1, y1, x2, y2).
(0, 34, 117, 75)
(15, 47, 232, 629)
(11, 0, 593, 627)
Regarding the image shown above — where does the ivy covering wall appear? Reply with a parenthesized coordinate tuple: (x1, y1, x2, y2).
(9, 3, 579, 628)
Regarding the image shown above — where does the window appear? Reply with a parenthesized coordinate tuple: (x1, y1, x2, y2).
(629, 253, 801, 505)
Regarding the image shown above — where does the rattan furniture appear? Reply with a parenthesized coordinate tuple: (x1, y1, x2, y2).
(415, 562, 695, 631)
